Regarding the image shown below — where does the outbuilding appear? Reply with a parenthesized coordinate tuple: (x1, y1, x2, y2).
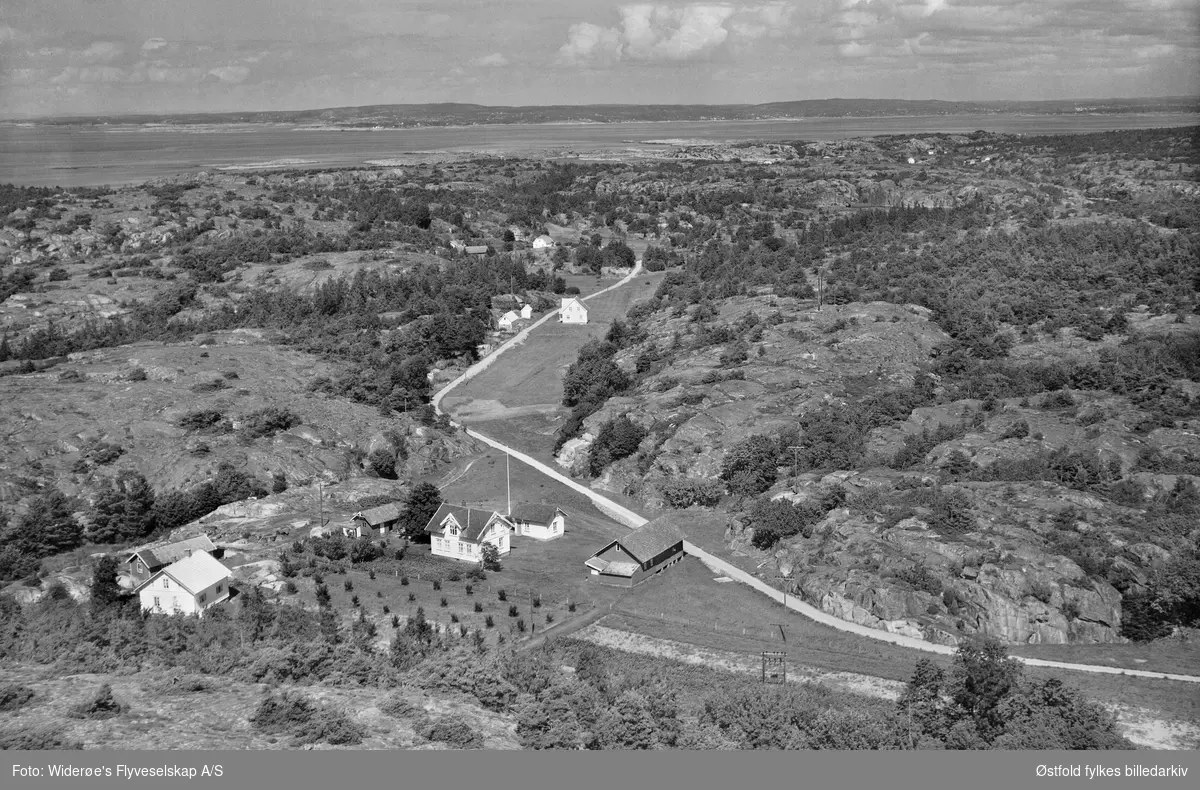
(508, 503, 567, 540)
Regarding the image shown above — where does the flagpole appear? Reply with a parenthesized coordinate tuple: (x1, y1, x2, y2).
(506, 452, 511, 516)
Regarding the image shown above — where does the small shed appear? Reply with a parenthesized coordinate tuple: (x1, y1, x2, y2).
(585, 515, 685, 587)
(498, 310, 521, 330)
(346, 502, 403, 538)
(465, 245, 488, 256)
(532, 235, 555, 249)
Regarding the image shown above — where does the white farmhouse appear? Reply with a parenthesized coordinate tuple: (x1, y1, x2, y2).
(137, 551, 232, 617)
(532, 234, 555, 249)
(559, 297, 588, 324)
(508, 503, 567, 540)
(423, 504, 512, 562)
(498, 310, 521, 330)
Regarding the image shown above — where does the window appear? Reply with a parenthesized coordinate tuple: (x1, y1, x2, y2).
(153, 596, 160, 609)
(199, 592, 206, 603)
(137, 562, 144, 573)
(216, 583, 223, 593)
(162, 578, 170, 588)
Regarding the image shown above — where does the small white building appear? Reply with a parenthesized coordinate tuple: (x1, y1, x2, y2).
(138, 551, 232, 617)
(423, 503, 512, 562)
(532, 235, 555, 249)
(520, 304, 533, 320)
(508, 503, 567, 540)
(498, 310, 521, 330)
(560, 297, 588, 324)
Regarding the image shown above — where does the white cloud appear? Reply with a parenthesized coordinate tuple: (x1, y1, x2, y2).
(471, 52, 509, 67)
(557, 3, 794, 65)
(77, 41, 124, 63)
(208, 65, 251, 83)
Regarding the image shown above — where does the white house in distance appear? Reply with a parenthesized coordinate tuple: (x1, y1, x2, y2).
(508, 503, 567, 540)
(520, 304, 533, 320)
(532, 234, 555, 249)
(498, 310, 522, 330)
(137, 551, 232, 617)
(424, 503, 512, 562)
(560, 297, 588, 324)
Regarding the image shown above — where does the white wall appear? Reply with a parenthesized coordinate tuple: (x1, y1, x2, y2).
(139, 575, 230, 616)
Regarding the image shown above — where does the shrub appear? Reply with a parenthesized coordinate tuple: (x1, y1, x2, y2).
(465, 584, 473, 595)
(498, 589, 507, 601)
(344, 579, 354, 592)
(568, 602, 577, 612)
(240, 406, 301, 439)
(0, 723, 82, 750)
(474, 602, 483, 613)
(401, 576, 409, 586)
(379, 693, 420, 718)
(249, 690, 364, 746)
(68, 683, 126, 719)
(508, 605, 519, 617)
(448, 570, 462, 582)
(0, 683, 36, 712)
(485, 615, 495, 628)
(177, 409, 226, 432)
(432, 580, 441, 591)
(408, 592, 416, 602)
(440, 597, 448, 608)
(659, 477, 724, 508)
(532, 595, 541, 609)
(420, 715, 483, 749)
(516, 618, 527, 633)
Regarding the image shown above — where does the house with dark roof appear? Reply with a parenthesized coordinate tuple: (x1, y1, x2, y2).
(584, 515, 686, 587)
(136, 551, 232, 616)
(424, 503, 512, 562)
(508, 503, 567, 540)
(122, 535, 219, 588)
(345, 502, 403, 538)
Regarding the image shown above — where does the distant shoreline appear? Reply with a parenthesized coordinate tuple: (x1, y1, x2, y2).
(3, 110, 1198, 134)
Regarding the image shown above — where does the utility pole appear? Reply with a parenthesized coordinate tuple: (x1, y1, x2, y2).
(317, 482, 329, 528)
(787, 445, 803, 476)
(506, 452, 511, 517)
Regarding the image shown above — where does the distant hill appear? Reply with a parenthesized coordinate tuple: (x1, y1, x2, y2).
(25, 97, 1200, 128)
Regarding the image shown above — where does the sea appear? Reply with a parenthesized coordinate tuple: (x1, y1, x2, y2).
(1, 113, 1196, 188)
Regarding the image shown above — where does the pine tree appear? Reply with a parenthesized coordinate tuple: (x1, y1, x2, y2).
(89, 555, 124, 612)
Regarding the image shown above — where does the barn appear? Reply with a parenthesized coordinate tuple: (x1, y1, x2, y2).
(345, 502, 403, 538)
(585, 515, 685, 587)
(122, 534, 219, 589)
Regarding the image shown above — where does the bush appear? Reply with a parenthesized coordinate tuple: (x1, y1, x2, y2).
(0, 723, 82, 750)
(485, 615, 495, 628)
(0, 683, 36, 712)
(68, 683, 126, 719)
(420, 714, 483, 749)
(239, 406, 301, 439)
(659, 477, 724, 508)
(474, 602, 483, 612)
(177, 409, 225, 432)
(508, 605, 519, 617)
(497, 589, 507, 601)
(379, 693, 420, 718)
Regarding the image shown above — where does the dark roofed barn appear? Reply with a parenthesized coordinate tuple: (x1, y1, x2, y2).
(346, 502, 403, 538)
(585, 515, 686, 587)
(123, 534, 220, 588)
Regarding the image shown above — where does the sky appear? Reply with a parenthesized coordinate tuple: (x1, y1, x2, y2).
(0, 0, 1197, 117)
